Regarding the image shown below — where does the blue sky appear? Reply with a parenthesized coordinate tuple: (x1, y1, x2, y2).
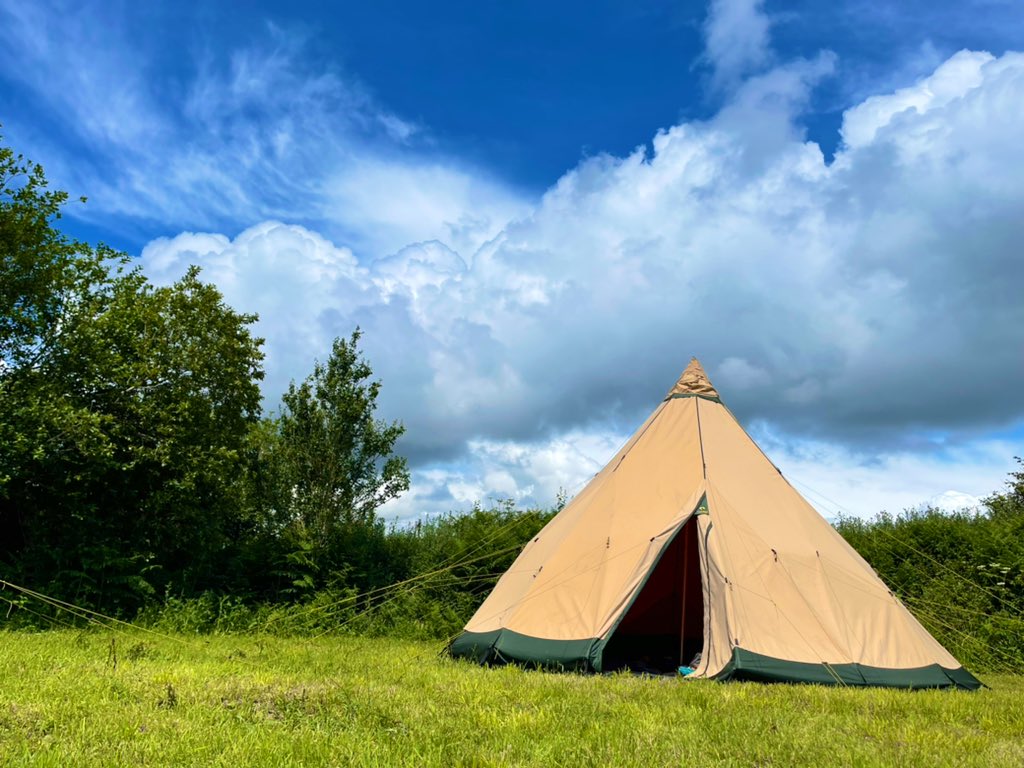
(2, 0, 1023, 519)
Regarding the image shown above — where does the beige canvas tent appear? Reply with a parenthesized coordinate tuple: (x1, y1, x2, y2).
(450, 359, 980, 689)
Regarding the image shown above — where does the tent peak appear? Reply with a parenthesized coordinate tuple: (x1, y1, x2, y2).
(666, 358, 719, 400)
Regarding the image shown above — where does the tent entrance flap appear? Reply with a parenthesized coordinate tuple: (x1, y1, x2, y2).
(601, 515, 704, 673)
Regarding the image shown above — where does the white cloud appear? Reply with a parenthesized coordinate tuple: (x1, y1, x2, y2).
(925, 490, 984, 515)
(760, 430, 1015, 520)
(702, 0, 774, 89)
(138, 48, 1024, 519)
(326, 159, 529, 260)
(840, 50, 994, 149)
(378, 429, 625, 521)
(372, 241, 467, 303)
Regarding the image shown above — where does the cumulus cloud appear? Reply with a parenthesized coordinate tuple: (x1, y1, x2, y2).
(139, 48, 1024, 517)
(926, 490, 984, 515)
(378, 429, 626, 521)
(840, 50, 994, 149)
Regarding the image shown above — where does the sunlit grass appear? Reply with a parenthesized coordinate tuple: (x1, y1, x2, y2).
(1, 631, 1021, 767)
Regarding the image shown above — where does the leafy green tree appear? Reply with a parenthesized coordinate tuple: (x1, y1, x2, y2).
(1, 135, 264, 612)
(0, 136, 111, 371)
(986, 457, 1024, 521)
(260, 330, 410, 591)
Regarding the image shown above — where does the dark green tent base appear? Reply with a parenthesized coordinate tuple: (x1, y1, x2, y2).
(449, 628, 601, 672)
(715, 648, 982, 690)
(448, 630, 982, 690)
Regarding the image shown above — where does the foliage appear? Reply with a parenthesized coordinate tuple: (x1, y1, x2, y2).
(276, 329, 410, 529)
(379, 503, 555, 637)
(986, 456, 1024, 521)
(0, 135, 265, 613)
(134, 589, 360, 636)
(131, 503, 555, 640)
(241, 329, 410, 596)
(1, 135, 419, 614)
(0, 137, 108, 371)
(2, 631, 1024, 767)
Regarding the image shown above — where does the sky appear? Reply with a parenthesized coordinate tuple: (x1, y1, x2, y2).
(1, 0, 1022, 521)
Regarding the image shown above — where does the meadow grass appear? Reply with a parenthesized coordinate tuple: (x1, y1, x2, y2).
(1, 630, 1022, 767)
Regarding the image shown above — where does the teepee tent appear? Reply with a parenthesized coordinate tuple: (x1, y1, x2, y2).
(450, 359, 980, 689)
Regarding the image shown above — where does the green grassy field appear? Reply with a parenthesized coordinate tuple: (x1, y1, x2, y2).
(1, 631, 1022, 767)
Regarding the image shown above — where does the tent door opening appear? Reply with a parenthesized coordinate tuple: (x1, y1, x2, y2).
(601, 515, 704, 674)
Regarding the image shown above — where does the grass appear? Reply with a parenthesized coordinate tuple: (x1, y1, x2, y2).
(1, 631, 1022, 767)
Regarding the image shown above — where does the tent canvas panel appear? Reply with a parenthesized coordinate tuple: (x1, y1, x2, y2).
(698, 399, 964, 672)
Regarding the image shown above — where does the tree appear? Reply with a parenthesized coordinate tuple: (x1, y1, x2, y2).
(262, 329, 410, 591)
(0, 135, 112, 372)
(1, 135, 265, 612)
(986, 457, 1024, 521)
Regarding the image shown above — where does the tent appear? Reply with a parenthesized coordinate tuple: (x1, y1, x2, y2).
(450, 359, 981, 689)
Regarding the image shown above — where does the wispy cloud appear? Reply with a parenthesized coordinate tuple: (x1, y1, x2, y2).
(702, 0, 774, 90)
(0, 1, 523, 258)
